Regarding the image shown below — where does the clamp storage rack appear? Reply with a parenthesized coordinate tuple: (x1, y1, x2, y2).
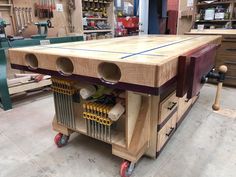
(0, 35, 83, 111)
(8, 35, 225, 176)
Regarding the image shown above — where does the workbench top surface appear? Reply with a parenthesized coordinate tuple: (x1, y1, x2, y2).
(187, 29, 236, 35)
(10, 35, 221, 65)
(9, 35, 221, 92)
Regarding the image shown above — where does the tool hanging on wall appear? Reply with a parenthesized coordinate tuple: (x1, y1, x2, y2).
(18, 8, 25, 29)
(25, 8, 30, 24)
(29, 8, 33, 23)
(35, 0, 55, 18)
(14, 7, 22, 33)
(68, 0, 76, 33)
(13, 6, 33, 34)
(21, 8, 28, 28)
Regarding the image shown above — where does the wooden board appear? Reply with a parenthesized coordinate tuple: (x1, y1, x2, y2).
(8, 79, 51, 94)
(126, 91, 142, 147)
(9, 35, 221, 95)
(187, 44, 217, 99)
(177, 0, 194, 34)
(186, 29, 236, 35)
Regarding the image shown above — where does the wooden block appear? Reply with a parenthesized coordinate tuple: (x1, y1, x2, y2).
(176, 44, 208, 97)
(187, 44, 217, 99)
(8, 79, 51, 95)
(126, 91, 142, 147)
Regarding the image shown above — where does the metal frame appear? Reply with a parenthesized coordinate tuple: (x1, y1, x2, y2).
(0, 35, 83, 111)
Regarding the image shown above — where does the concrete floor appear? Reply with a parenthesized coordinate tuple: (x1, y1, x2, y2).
(0, 84, 236, 177)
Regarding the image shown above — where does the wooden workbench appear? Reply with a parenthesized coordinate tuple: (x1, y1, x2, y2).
(186, 29, 236, 87)
(8, 35, 222, 177)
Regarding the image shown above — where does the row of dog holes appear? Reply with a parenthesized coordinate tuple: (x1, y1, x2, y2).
(25, 53, 121, 84)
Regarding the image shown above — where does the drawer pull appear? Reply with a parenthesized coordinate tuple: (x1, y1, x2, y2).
(226, 76, 236, 79)
(225, 61, 236, 65)
(226, 49, 236, 52)
(185, 99, 190, 103)
(166, 127, 174, 137)
(167, 102, 177, 110)
(224, 37, 236, 40)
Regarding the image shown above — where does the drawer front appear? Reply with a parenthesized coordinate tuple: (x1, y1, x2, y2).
(157, 112, 177, 152)
(224, 77, 236, 86)
(216, 56, 236, 77)
(177, 94, 192, 123)
(224, 61, 236, 71)
(159, 92, 178, 125)
(217, 42, 236, 57)
(222, 35, 236, 42)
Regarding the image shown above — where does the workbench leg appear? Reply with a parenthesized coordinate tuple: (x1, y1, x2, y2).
(0, 49, 12, 110)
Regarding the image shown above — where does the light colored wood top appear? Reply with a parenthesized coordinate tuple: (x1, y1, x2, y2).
(9, 35, 221, 88)
(186, 29, 236, 35)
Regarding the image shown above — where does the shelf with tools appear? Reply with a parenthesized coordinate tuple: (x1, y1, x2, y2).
(84, 29, 112, 33)
(86, 17, 108, 20)
(81, 0, 114, 40)
(193, 0, 236, 29)
(196, 1, 232, 6)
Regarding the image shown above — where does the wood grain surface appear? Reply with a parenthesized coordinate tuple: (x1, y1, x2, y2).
(186, 29, 236, 35)
(9, 35, 221, 92)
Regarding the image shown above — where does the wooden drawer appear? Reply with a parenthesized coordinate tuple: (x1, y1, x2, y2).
(216, 52, 236, 62)
(177, 94, 192, 123)
(224, 61, 236, 71)
(216, 56, 236, 76)
(224, 77, 236, 86)
(217, 42, 236, 57)
(156, 112, 177, 152)
(222, 35, 236, 42)
(159, 92, 178, 125)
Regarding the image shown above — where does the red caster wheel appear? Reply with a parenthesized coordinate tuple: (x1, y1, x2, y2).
(120, 160, 135, 177)
(54, 133, 70, 148)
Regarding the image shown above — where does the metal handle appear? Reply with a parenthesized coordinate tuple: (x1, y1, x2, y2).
(100, 77, 116, 85)
(185, 99, 190, 103)
(226, 49, 236, 52)
(166, 127, 174, 137)
(224, 37, 236, 40)
(167, 102, 177, 110)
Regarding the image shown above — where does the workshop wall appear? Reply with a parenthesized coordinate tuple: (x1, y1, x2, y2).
(2, 0, 70, 38)
(168, 0, 178, 11)
(177, 0, 193, 34)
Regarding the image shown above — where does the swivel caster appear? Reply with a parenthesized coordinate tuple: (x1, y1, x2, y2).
(54, 133, 70, 148)
(120, 160, 135, 177)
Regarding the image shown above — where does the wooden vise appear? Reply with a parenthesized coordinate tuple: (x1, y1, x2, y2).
(176, 44, 227, 111)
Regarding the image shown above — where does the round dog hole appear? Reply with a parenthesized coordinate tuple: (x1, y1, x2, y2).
(25, 54, 38, 70)
(56, 57, 74, 76)
(98, 62, 121, 84)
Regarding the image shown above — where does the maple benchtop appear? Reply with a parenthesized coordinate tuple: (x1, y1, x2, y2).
(9, 35, 221, 95)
